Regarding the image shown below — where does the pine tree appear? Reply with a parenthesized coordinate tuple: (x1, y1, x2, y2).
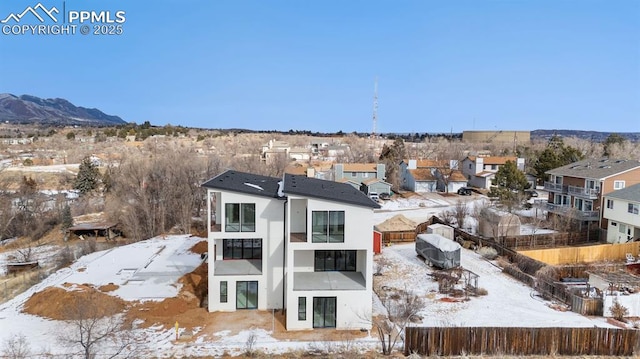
(61, 205, 73, 230)
(488, 160, 529, 211)
(74, 157, 101, 195)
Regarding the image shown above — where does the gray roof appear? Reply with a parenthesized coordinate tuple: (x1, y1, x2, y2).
(201, 171, 283, 199)
(605, 183, 640, 203)
(284, 174, 380, 208)
(546, 158, 640, 179)
(202, 170, 380, 208)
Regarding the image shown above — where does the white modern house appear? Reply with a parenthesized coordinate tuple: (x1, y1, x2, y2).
(202, 170, 379, 330)
(603, 183, 640, 244)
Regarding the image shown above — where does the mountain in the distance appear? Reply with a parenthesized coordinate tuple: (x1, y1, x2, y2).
(0, 93, 126, 126)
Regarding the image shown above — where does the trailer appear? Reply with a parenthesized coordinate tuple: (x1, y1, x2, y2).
(416, 233, 461, 269)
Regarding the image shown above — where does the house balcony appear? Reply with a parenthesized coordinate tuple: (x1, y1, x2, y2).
(292, 271, 366, 291)
(546, 203, 599, 221)
(567, 185, 599, 199)
(543, 182, 566, 193)
(213, 259, 262, 276)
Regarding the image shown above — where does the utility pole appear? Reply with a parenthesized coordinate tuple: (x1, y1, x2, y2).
(372, 76, 378, 138)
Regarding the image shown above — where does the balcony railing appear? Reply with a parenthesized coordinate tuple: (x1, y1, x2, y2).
(546, 203, 599, 221)
(567, 185, 599, 199)
(544, 182, 565, 193)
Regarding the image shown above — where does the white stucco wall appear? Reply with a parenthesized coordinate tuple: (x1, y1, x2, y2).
(285, 197, 374, 330)
(208, 190, 285, 312)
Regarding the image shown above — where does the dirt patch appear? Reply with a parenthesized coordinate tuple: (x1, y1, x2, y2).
(23, 285, 126, 320)
(99, 283, 119, 292)
(189, 240, 208, 255)
(125, 261, 208, 329)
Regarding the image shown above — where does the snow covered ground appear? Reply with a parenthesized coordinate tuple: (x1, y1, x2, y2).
(375, 243, 612, 328)
(0, 195, 574, 357)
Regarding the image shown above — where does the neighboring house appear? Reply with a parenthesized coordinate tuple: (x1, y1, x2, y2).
(333, 163, 391, 195)
(261, 139, 290, 162)
(400, 159, 466, 193)
(461, 156, 525, 189)
(545, 158, 640, 231)
(202, 170, 379, 331)
(602, 183, 640, 244)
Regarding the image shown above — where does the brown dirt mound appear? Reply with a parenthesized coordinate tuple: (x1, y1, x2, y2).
(23, 285, 126, 320)
(125, 262, 209, 330)
(99, 283, 119, 292)
(189, 240, 208, 255)
(127, 296, 207, 329)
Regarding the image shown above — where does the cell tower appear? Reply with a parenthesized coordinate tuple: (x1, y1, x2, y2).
(372, 76, 378, 138)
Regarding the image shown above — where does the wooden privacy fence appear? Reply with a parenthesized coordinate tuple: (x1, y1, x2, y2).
(502, 230, 600, 249)
(519, 241, 640, 265)
(405, 327, 639, 356)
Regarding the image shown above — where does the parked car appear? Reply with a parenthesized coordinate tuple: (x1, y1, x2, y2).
(369, 192, 379, 201)
(524, 189, 538, 198)
(379, 192, 391, 200)
(457, 187, 472, 196)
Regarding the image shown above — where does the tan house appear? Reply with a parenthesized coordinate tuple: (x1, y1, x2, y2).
(545, 158, 640, 231)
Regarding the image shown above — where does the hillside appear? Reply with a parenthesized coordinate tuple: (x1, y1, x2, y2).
(0, 93, 125, 126)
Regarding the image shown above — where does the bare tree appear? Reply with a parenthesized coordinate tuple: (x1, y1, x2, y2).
(58, 292, 136, 359)
(371, 288, 424, 355)
(453, 200, 469, 229)
(1, 333, 30, 359)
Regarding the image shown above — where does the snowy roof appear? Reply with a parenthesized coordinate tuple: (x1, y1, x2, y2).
(417, 233, 461, 252)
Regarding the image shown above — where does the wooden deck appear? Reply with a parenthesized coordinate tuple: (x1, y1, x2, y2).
(290, 232, 307, 243)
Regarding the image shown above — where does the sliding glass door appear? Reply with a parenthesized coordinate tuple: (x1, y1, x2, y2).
(313, 297, 336, 328)
(236, 281, 258, 309)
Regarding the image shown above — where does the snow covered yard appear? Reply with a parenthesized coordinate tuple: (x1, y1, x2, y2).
(374, 243, 613, 328)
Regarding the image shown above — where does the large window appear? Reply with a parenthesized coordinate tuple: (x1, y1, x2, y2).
(223, 239, 262, 259)
(629, 203, 639, 215)
(607, 199, 614, 209)
(313, 297, 336, 328)
(314, 250, 356, 271)
(312, 211, 345, 243)
(220, 281, 227, 303)
(298, 297, 306, 320)
(225, 203, 255, 232)
(236, 281, 258, 309)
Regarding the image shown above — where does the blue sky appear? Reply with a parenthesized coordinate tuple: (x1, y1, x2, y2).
(1, 0, 638, 133)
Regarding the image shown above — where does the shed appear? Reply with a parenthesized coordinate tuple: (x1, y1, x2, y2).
(477, 208, 521, 238)
(375, 214, 418, 244)
(416, 233, 461, 269)
(68, 222, 120, 241)
(426, 223, 454, 240)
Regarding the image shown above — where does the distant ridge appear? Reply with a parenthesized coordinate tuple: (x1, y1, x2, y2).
(531, 129, 640, 142)
(0, 93, 126, 126)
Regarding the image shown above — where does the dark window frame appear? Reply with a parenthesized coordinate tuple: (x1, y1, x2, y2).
(314, 250, 356, 272)
(298, 297, 306, 320)
(311, 210, 345, 243)
(223, 238, 262, 260)
(220, 281, 227, 303)
(236, 281, 258, 309)
(225, 203, 256, 232)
